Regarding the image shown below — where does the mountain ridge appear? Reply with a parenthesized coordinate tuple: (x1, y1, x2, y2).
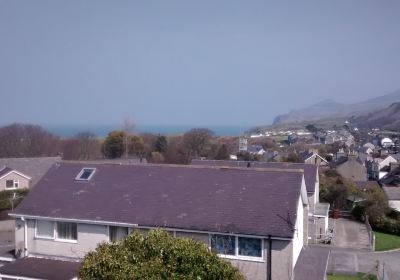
(273, 89, 400, 125)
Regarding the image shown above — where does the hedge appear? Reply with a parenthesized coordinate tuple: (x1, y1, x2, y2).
(0, 189, 29, 211)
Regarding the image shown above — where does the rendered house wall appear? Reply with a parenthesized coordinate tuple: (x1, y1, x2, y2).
(0, 173, 30, 191)
(15, 218, 297, 280)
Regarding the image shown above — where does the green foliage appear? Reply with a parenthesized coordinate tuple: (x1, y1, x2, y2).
(79, 230, 244, 280)
(374, 231, 400, 251)
(320, 169, 360, 210)
(128, 135, 145, 156)
(285, 152, 302, 163)
(0, 189, 29, 211)
(236, 151, 260, 161)
(214, 144, 230, 160)
(149, 151, 165, 163)
(372, 217, 400, 236)
(327, 273, 376, 280)
(361, 187, 388, 224)
(102, 131, 125, 159)
(154, 135, 168, 153)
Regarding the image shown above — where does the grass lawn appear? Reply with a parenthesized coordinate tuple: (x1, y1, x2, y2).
(374, 231, 400, 251)
(327, 273, 376, 280)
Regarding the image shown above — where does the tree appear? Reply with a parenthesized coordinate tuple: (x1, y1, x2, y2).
(79, 230, 244, 280)
(0, 123, 60, 157)
(183, 128, 214, 160)
(154, 135, 168, 153)
(214, 144, 230, 160)
(102, 131, 125, 159)
(121, 118, 135, 158)
(128, 135, 145, 157)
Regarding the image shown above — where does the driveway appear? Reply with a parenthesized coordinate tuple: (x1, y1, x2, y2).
(328, 247, 400, 280)
(0, 220, 15, 260)
(332, 218, 370, 250)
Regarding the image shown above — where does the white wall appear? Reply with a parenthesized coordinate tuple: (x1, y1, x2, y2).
(389, 200, 400, 212)
(292, 195, 304, 268)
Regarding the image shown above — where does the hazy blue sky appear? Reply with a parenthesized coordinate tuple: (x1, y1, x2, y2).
(1, 0, 400, 127)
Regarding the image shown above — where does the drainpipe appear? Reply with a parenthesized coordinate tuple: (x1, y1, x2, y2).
(267, 235, 272, 280)
(21, 217, 28, 257)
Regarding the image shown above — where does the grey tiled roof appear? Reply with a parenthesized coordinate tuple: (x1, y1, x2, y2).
(0, 157, 61, 187)
(0, 257, 80, 280)
(0, 167, 13, 178)
(191, 159, 318, 194)
(13, 162, 304, 238)
(382, 186, 400, 200)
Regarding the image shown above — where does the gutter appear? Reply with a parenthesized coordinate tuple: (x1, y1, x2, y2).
(21, 217, 28, 257)
(267, 235, 272, 280)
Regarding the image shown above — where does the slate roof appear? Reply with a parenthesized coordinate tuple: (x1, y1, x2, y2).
(294, 246, 330, 280)
(0, 257, 80, 280)
(0, 167, 13, 178)
(0, 157, 61, 187)
(382, 186, 400, 200)
(191, 159, 318, 194)
(12, 162, 304, 238)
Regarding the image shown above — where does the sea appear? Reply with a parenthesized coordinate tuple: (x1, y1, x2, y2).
(44, 124, 251, 138)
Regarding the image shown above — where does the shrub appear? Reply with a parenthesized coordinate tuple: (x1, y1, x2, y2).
(372, 217, 400, 236)
(0, 189, 29, 211)
(79, 229, 245, 280)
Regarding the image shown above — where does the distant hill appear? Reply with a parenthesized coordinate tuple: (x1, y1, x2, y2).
(273, 90, 400, 125)
(353, 102, 400, 130)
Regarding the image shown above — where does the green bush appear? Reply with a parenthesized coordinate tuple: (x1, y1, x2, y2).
(372, 217, 400, 236)
(0, 189, 29, 211)
(79, 229, 245, 280)
(351, 205, 365, 221)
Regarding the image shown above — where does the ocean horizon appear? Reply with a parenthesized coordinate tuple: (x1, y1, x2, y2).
(43, 124, 251, 138)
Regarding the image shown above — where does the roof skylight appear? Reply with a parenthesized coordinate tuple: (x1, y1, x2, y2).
(76, 168, 96, 181)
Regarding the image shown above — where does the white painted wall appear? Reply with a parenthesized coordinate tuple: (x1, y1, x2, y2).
(292, 195, 304, 268)
(389, 200, 400, 212)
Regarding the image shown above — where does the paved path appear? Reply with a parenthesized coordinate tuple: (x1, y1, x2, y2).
(328, 247, 400, 280)
(332, 218, 370, 250)
(0, 220, 14, 259)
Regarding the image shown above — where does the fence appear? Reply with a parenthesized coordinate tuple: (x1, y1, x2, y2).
(365, 215, 376, 251)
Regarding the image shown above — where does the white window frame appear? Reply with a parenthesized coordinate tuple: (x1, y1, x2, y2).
(209, 234, 264, 262)
(75, 168, 96, 181)
(5, 179, 19, 190)
(34, 220, 55, 240)
(55, 222, 78, 243)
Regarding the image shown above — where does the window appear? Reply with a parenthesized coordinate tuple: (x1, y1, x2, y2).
(211, 234, 235, 255)
(5, 180, 13, 189)
(238, 237, 262, 257)
(56, 222, 77, 241)
(36, 220, 55, 239)
(211, 234, 263, 260)
(109, 226, 129, 242)
(5, 180, 18, 189)
(75, 168, 96, 181)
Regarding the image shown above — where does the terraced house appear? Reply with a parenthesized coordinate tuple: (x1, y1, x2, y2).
(0, 162, 328, 280)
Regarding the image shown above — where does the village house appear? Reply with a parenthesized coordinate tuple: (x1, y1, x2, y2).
(191, 160, 330, 243)
(0, 157, 61, 189)
(370, 155, 399, 180)
(331, 155, 368, 183)
(299, 150, 328, 166)
(379, 163, 400, 212)
(0, 162, 329, 280)
(0, 167, 31, 192)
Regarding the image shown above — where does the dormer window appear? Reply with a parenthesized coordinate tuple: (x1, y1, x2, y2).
(76, 168, 96, 181)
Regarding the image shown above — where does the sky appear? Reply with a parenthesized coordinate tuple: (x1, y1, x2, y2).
(1, 0, 400, 127)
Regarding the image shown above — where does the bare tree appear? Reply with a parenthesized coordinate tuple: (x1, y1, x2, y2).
(0, 123, 60, 158)
(121, 117, 135, 158)
(183, 128, 214, 160)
